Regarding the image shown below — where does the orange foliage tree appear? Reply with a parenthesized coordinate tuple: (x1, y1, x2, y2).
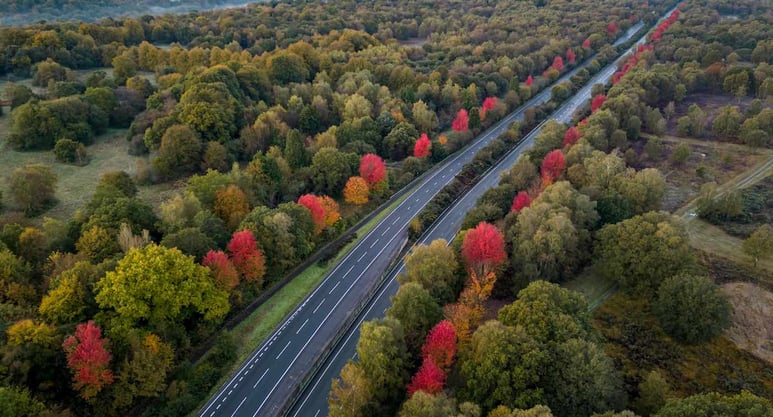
(343, 176, 369, 205)
(214, 184, 250, 230)
(317, 195, 341, 227)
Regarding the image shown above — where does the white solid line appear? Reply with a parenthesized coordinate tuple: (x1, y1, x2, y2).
(230, 397, 247, 417)
(276, 341, 292, 359)
(253, 230, 403, 417)
(328, 281, 340, 294)
(313, 299, 325, 314)
(296, 318, 309, 334)
(253, 369, 269, 389)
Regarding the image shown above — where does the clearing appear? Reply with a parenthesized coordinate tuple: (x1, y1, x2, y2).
(721, 282, 773, 364)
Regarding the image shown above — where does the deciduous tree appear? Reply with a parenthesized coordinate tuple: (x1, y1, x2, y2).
(344, 176, 370, 205)
(359, 153, 387, 186)
(318, 195, 341, 227)
(202, 250, 240, 291)
(422, 320, 457, 372)
(414, 133, 432, 158)
(743, 224, 772, 267)
(8, 164, 58, 215)
(214, 185, 250, 230)
(654, 274, 731, 344)
(541, 150, 566, 185)
(226, 230, 266, 285)
(401, 239, 459, 303)
(407, 357, 445, 396)
(461, 222, 506, 277)
(298, 194, 326, 234)
(452, 109, 469, 132)
(62, 321, 114, 399)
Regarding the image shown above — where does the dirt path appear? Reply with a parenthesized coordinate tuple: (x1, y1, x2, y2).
(675, 153, 773, 273)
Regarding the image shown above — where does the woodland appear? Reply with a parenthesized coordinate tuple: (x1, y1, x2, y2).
(0, 0, 770, 416)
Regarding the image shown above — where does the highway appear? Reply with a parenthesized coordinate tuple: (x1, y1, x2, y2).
(286, 7, 677, 417)
(197, 14, 655, 417)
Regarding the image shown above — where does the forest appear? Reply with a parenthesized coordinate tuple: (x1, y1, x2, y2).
(327, 0, 773, 417)
(0, 0, 770, 416)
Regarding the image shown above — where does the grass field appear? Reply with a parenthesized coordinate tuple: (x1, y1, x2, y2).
(564, 265, 616, 310)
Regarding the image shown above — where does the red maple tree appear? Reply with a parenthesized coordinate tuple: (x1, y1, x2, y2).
(452, 109, 469, 131)
(298, 194, 326, 233)
(202, 250, 240, 291)
(563, 126, 581, 147)
(511, 191, 532, 213)
(461, 222, 506, 277)
(566, 48, 576, 64)
(62, 321, 114, 399)
(482, 97, 498, 111)
(591, 94, 607, 113)
(227, 230, 266, 284)
(525, 75, 534, 86)
(582, 38, 591, 48)
(552, 55, 564, 71)
(407, 357, 446, 396)
(422, 320, 457, 371)
(607, 22, 618, 35)
(541, 149, 566, 185)
(359, 153, 386, 186)
(414, 133, 432, 158)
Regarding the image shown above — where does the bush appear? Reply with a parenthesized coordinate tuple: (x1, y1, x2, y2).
(54, 137, 88, 164)
(8, 164, 58, 215)
(654, 274, 731, 344)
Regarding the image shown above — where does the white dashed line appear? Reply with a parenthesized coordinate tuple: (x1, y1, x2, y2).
(276, 341, 292, 359)
(313, 299, 325, 314)
(296, 319, 309, 334)
(328, 281, 340, 294)
(253, 368, 269, 389)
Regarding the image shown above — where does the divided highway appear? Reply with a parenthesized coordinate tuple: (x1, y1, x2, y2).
(287, 8, 677, 417)
(198, 17, 653, 417)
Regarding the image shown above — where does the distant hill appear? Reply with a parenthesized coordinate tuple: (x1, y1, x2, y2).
(0, 0, 255, 26)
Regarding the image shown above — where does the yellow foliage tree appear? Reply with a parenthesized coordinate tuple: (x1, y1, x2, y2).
(343, 176, 369, 205)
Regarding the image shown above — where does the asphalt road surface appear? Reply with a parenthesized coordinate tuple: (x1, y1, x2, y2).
(198, 12, 659, 417)
(287, 7, 678, 417)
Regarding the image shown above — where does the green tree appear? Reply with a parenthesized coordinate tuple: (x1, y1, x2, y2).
(399, 392, 460, 417)
(412, 100, 439, 134)
(385, 122, 420, 160)
(461, 321, 547, 412)
(8, 164, 58, 215)
(545, 338, 625, 417)
(386, 282, 443, 357)
(357, 318, 410, 415)
(743, 224, 773, 267)
(670, 143, 690, 166)
(595, 212, 694, 295)
(153, 124, 203, 179)
(5, 83, 34, 109)
(655, 391, 772, 417)
(284, 129, 308, 170)
(329, 363, 372, 417)
(0, 385, 48, 417)
(311, 147, 355, 195)
(111, 333, 175, 410)
(177, 82, 239, 144)
(633, 370, 670, 416)
(712, 106, 743, 138)
(95, 244, 230, 336)
(268, 52, 310, 84)
(654, 274, 731, 344)
(399, 239, 460, 303)
(39, 261, 102, 325)
(54, 137, 87, 164)
(498, 281, 592, 345)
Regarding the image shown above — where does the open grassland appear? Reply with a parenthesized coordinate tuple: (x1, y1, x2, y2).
(0, 117, 177, 222)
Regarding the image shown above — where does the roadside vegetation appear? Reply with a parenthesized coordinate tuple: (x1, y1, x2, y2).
(328, 1, 773, 416)
(0, 0, 689, 415)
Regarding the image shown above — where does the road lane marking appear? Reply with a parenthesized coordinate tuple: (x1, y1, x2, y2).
(343, 265, 354, 277)
(328, 281, 340, 294)
(253, 369, 269, 389)
(357, 253, 366, 262)
(314, 410, 321, 417)
(313, 299, 325, 314)
(296, 319, 309, 334)
(381, 228, 389, 236)
(392, 217, 399, 225)
(230, 397, 247, 417)
(370, 239, 379, 248)
(253, 229, 403, 417)
(276, 341, 292, 359)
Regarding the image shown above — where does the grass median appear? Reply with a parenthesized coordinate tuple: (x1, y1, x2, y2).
(204, 190, 412, 395)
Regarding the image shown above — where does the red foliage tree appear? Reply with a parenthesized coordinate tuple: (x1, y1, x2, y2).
(541, 149, 566, 185)
(563, 126, 581, 147)
(414, 133, 432, 158)
(482, 97, 498, 111)
(298, 194, 326, 234)
(202, 250, 239, 291)
(607, 22, 618, 35)
(461, 222, 506, 277)
(582, 38, 591, 48)
(552, 55, 564, 71)
(613, 71, 625, 84)
(525, 75, 534, 86)
(358, 153, 386, 186)
(422, 320, 457, 371)
(566, 48, 576, 64)
(452, 109, 469, 132)
(62, 321, 114, 399)
(591, 94, 607, 113)
(226, 230, 266, 284)
(511, 191, 532, 213)
(407, 357, 446, 396)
